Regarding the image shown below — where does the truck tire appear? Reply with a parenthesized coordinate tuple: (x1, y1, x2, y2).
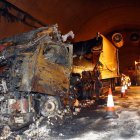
(40, 96, 61, 117)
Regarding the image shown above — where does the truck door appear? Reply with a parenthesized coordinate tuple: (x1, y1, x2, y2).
(32, 42, 73, 96)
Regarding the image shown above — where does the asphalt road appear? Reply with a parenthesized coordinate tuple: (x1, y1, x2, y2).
(49, 86, 140, 140)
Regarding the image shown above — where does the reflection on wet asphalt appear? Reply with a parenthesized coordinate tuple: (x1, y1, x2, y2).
(50, 86, 140, 140)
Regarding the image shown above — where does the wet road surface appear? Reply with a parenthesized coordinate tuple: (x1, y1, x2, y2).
(50, 86, 140, 140)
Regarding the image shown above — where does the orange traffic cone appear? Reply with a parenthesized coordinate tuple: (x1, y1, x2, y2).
(103, 88, 118, 119)
(73, 99, 80, 114)
(74, 99, 79, 107)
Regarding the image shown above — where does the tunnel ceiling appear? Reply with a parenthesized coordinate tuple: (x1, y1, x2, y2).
(1, 0, 140, 41)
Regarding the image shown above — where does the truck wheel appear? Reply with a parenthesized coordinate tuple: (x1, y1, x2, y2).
(40, 96, 61, 117)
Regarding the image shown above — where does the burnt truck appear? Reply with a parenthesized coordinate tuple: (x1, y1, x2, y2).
(0, 25, 74, 128)
(0, 25, 120, 128)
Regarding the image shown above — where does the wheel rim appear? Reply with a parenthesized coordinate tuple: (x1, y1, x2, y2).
(44, 101, 56, 112)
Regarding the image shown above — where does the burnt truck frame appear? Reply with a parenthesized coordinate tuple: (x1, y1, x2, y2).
(0, 25, 74, 128)
(0, 25, 120, 129)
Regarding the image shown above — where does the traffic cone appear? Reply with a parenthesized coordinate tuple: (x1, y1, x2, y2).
(121, 85, 125, 97)
(103, 88, 118, 119)
(73, 99, 80, 114)
(74, 99, 79, 107)
(121, 85, 128, 98)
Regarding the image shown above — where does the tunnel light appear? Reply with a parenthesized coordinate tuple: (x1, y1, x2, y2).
(135, 61, 137, 65)
(135, 61, 140, 65)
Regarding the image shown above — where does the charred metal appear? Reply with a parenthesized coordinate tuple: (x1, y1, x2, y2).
(0, 25, 75, 131)
(0, 24, 118, 136)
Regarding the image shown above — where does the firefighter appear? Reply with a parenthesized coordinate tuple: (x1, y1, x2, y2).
(126, 76, 131, 89)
